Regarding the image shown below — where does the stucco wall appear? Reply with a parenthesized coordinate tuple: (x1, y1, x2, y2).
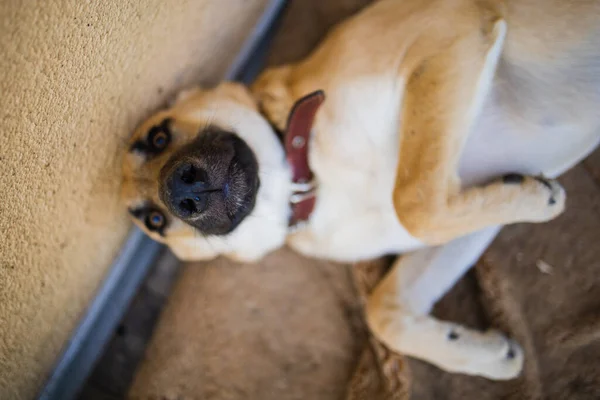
(0, 1, 268, 398)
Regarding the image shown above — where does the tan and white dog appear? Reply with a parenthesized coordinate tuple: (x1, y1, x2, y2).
(122, 0, 600, 380)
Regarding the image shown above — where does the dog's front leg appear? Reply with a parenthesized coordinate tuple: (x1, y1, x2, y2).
(366, 226, 524, 380)
(393, 19, 565, 245)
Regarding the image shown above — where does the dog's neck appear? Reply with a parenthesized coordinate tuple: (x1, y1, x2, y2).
(260, 91, 325, 228)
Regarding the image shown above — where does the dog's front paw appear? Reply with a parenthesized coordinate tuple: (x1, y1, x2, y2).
(501, 174, 565, 221)
(533, 176, 564, 207)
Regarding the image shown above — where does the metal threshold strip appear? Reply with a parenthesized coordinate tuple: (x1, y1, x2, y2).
(38, 1, 288, 398)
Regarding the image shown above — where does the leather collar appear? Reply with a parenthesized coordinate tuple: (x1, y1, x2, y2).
(284, 90, 325, 227)
(261, 90, 325, 227)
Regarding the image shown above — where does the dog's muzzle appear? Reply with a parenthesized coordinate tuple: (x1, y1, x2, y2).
(158, 128, 259, 235)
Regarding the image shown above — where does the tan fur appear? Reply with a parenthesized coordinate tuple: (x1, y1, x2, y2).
(123, 0, 600, 380)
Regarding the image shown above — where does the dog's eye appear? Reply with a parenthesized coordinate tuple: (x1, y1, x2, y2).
(153, 131, 168, 147)
(145, 210, 166, 232)
(147, 123, 171, 153)
(129, 118, 173, 155)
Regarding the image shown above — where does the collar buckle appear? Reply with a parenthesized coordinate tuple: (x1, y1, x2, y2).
(289, 178, 317, 204)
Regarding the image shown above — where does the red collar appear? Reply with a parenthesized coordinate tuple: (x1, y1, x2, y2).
(283, 90, 325, 227)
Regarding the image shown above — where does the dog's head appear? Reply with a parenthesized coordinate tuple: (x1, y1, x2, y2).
(122, 83, 292, 262)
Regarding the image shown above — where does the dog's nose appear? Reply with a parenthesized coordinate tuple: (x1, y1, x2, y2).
(163, 163, 210, 217)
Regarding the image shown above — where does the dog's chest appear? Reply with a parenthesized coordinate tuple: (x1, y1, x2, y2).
(283, 72, 600, 261)
(286, 78, 423, 261)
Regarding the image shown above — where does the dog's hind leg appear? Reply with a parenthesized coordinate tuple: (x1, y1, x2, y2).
(393, 18, 564, 245)
(366, 226, 524, 380)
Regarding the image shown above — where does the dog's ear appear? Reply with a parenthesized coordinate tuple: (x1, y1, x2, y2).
(214, 82, 258, 110)
(252, 65, 295, 132)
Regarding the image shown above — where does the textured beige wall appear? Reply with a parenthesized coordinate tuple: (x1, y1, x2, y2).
(0, 1, 268, 398)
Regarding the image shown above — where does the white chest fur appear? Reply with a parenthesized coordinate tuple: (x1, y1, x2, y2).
(286, 76, 424, 261)
(285, 73, 600, 262)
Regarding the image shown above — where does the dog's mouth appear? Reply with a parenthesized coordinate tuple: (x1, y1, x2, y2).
(159, 127, 259, 236)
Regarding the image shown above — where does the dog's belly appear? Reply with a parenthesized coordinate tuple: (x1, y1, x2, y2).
(459, 93, 600, 187)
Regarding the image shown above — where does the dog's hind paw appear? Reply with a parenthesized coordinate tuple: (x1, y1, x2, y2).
(467, 336, 524, 380)
(434, 327, 525, 380)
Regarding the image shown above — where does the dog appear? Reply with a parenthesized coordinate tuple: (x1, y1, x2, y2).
(122, 0, 600, 380)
